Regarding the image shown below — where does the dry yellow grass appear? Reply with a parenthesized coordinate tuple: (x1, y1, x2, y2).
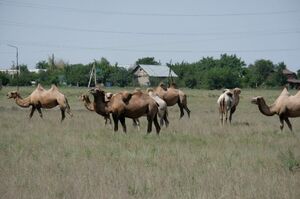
(0, 86, 299, 199)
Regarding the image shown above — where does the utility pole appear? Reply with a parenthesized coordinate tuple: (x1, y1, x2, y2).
(7, 44, 19, 91)
(88, 60, 97, 88)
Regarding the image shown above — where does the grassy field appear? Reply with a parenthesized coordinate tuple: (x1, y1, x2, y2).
(0, 86, 299, 199)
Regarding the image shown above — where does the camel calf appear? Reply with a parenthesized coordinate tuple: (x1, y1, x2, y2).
(217, 88, 241, 125)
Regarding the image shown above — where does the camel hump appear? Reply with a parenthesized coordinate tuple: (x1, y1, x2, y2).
(36, 83, 45, 91)
(169, 82, 178, 89)
(50, 84, 60, 92)
(280, 87, 290, 96)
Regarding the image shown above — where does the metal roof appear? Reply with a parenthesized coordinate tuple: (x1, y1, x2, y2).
(136, 64, 178, 77)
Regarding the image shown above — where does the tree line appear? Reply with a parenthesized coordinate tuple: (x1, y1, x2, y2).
(0, 54, 299, 89)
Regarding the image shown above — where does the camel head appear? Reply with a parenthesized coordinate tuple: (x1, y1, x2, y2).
(79, 94, 89, 102)
(89, 87, 106, 101)
(251, 96, 263, 105)
(158, 82, 167, 91)
(7, 91, 20, 99)
(233, 88, 241, 95)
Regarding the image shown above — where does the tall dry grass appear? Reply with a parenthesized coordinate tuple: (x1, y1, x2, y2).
(0, 86, 299, 199)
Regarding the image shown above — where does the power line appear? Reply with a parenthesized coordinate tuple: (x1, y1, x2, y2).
(0, 0, 299, 17)
(1, 20, 299, 36)
(2, 39, 300, 54)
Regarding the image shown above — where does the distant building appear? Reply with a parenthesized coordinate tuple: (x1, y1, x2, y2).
(0, 69, 18, 75)
(29, 69, 47, 73)
(282, 68, 300, 89)
(131, 64, 178, 86)
(0, 68, 47, 75)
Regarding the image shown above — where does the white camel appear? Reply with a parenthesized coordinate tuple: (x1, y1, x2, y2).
(217, 88, 241, 125)
(147, 88, 169, 127)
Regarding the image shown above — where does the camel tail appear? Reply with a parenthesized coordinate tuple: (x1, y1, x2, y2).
(65, 97, 73, 117)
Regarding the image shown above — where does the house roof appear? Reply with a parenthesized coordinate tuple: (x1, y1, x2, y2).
(133, 64, 178, 77)
(282, 69, 296, 75)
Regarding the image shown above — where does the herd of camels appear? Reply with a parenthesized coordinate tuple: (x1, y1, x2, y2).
(6, 82, 300, 133)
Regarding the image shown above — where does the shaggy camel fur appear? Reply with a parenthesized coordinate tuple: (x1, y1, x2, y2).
(251, 87, 300, 132)
(147, 88, 169, 127)
(7, 84, 72, 122)
(217, 88, 241, 125)
(154, 83, 190, 118)
(89, 88, 160, 134)
(79, 94, 111, 125)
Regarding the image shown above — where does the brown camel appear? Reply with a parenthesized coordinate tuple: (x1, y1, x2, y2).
(251, 87, 300, 132)
(7, 84, 73, 122)
(89, 88, 160, 134)
(79, 94, 111, 125)
(154, 83, 190, 118)
(217, 88, 241, 125)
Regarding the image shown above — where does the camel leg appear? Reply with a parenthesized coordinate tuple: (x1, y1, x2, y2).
(284, 118, 293, 132)
(183, 104, 191, 118)
(29, 106, 36, 119)
(219, 107, 223, 126)
(112, 114, 119, 132)
(133, 119, 140, 131)
(147, 115, 153, 133)
(160, 116, 164, 127)
(224, 109, 228, 125)
(119, 116, 127, 133)
(64, 99, 73, 117)
(37, 107, 43, 118)
(178, 102, 185, 118)
(229, 107, 236, 124)
(279, 116, 284, 131)
(60, 108, 66, 122)
(153, 114, 161, 135)
(162, 111, 169, 127)
(66, 107, 73, 117)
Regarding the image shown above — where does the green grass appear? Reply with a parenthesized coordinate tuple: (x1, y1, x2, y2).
(0, 86, 300, 199)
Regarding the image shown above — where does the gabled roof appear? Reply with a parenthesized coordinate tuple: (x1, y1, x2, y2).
(133, 64, 178, 77)
(282, 68, 296, 75)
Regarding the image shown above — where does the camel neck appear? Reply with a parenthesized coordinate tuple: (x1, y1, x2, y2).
(84, 100, 94, 111)
(15, 95, 31, 108)
(92, 95, 110, 113)
(257, 98, 276, 116)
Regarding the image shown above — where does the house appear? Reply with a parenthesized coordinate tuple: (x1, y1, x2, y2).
(282, 68, 300, 89)
(131, 64, 178, 86)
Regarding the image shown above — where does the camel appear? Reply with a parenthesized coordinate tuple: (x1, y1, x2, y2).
(79, 94, 111, 125)
(89, 88, 160, 134)
(80, 92, 140, 128)
(154, 82, 190, 118)
(7, 84, 73, 122)
(217, 88, 241, 125)
(251, 87, 300, 132)
(147, 88, 169, 127)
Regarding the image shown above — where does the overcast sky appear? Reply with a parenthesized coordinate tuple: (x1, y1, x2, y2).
(0, 0, 299, 71)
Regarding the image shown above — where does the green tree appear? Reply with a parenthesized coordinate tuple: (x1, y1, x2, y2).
(246, 59, 274, 87)
(135, 57, 160, 65)
(36, 60, 49, 69)
(0, 72, 10, 85)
